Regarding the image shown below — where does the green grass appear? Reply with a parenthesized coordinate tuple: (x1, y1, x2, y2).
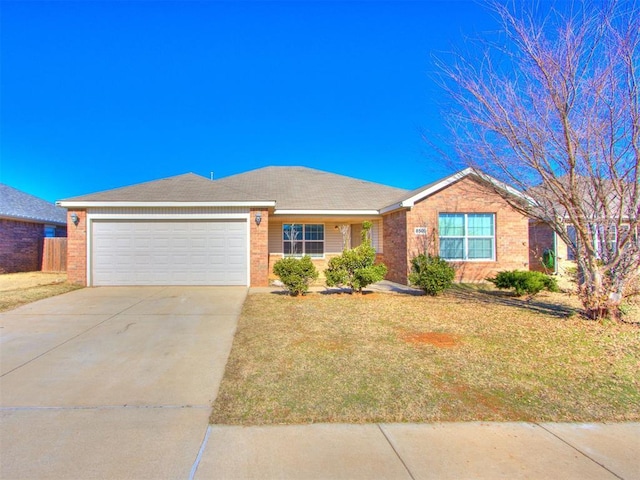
(211, 287, 640, 425)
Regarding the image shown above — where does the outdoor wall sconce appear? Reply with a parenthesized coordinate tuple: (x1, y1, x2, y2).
(255, 212, 262, 226)
(70, 213, 80, 226)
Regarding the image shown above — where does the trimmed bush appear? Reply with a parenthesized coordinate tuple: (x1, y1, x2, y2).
(488, 270, 560, 296)
(324, 221, 387, 293)
(408, 254, 455, 296)
(273, 256, 319, 296)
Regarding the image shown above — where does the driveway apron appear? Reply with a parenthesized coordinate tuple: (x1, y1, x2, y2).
(0, 286, 246, 480)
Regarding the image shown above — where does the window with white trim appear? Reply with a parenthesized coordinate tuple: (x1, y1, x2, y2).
(439, 213, 495, 261)
(283, 224, 324, 257)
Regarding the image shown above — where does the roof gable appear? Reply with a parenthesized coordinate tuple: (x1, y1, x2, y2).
(381, 168, 531, 213)
(0, 184, 67, 225)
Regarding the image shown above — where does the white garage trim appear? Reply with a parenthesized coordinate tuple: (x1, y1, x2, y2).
(59, 200, 275, 208)
(86, 210, 250, 286)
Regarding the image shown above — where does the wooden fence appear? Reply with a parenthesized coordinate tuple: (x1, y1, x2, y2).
(41, 237, 67, 272)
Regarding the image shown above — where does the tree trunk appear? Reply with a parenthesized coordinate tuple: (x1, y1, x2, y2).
(577, 261, 622, 321)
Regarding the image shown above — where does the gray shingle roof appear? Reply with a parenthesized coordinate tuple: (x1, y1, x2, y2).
(61, 167, 409, 211)
(212, 166, 408, 210)
(0, 184, 67, 225)
(60, 173, 261, 203)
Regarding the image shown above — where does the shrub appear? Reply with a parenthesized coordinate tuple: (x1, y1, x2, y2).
(324, 221, 387, 293)
(273, 256, 319, 296)
(408, 254, 455, 296)
(488, 270, 560, 296)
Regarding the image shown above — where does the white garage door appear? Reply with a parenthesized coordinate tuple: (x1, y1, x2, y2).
(92, 220, 247, 286)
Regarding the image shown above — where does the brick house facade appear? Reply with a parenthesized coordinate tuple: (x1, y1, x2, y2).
(60, 167, 534, 287)
(383, 175, 530, 284)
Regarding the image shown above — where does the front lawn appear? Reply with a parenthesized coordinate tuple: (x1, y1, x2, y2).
(0, 272, 82, 312)
(210, 286, 640, 425)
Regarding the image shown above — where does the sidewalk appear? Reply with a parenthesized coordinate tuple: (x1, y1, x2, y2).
(193, 422, 639, 479)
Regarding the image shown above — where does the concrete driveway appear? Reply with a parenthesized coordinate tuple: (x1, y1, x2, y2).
(0, 286, 247, 480)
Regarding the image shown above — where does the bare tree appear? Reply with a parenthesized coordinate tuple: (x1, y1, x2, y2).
(436, 0, 639, 320)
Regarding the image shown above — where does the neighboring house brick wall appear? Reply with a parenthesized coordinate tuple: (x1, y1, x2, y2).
(66, 210, 87, 285)
(0, 219, 42, 273)
(250, 208, 269, 287)
(382, 209, 409, 284)
(529, 221, 555, 272)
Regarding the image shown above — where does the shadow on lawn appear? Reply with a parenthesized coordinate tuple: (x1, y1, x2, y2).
(449, 285, 580, 319)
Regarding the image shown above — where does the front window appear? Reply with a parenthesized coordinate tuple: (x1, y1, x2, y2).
(283, 224, 324, 257)
(439, 213, 495, 261)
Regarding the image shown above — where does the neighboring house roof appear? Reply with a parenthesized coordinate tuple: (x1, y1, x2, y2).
(528, 175, 637, 222)
(0, 183, 67, 225)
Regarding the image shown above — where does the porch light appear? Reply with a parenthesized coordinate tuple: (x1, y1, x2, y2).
(70, 213, 80, 226)
(255, 212, 262, 226)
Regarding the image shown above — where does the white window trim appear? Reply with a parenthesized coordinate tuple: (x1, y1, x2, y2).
(282, 223, 325, 258)
(439, 213, 496, 262)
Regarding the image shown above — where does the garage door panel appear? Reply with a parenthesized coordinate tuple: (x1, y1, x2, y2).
(92, 220, 247, 286)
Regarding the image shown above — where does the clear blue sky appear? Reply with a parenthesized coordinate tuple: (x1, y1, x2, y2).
(1, 0, 496, 203)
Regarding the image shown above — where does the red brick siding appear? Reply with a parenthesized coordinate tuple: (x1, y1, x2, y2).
(250, 208, 269, 286)
(66, 210, 87, 285)
(529, 221, 555, 272)
(0, 219, 43, 273)
(382, 209, 409, 284)
(414, 178, 529, 282)
(384, 177, 530, 284)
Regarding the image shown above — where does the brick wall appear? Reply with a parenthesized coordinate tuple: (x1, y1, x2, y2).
(382, 209, 409, 284)
(0, 219, 43, 273)
(66, 210, 87, 285)
(250, 208, 269, 286)
(414, 177, 529, 282)
(383, 177, 530, 284)
(529, 220, 555, 272)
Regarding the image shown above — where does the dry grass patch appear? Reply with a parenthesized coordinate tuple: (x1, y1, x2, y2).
(211, 287, 640, 425)
(0, 272, 82, 312)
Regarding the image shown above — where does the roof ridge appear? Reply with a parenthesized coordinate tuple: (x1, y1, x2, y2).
(217, 165, 409, 191)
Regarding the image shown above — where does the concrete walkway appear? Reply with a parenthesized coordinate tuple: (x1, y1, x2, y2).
(1, 286, 638, 479)
(195, 422, 639, 479)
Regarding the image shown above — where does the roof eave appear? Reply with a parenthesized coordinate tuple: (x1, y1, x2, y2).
(0, 214, 67, 225)
(401, 168, 475, 208)
(379, 203, 406, 214)
(274, 209, 381, 216)
(380, 168, 533, 212)
(57, 201, 277, 208)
